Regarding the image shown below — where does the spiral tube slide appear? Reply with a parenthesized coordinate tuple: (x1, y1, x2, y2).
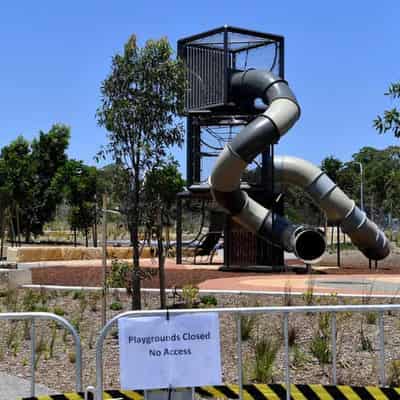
(210, 70, 389, 262)
(274, 156, 390, 260)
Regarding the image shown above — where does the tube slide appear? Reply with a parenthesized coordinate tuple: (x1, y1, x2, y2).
(209, 69, 389, 262)
(274, 155, 389, 260)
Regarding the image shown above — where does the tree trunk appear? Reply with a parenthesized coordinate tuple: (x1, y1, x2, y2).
(131, 158, 142, 310)
(93, 222, 98, 248)
(157, 207, 166, 309)
(15, 205, 21, 247)
(74, 228, 77, 247)
(0, 207, 5, 259)
(85, 229, 89, 247)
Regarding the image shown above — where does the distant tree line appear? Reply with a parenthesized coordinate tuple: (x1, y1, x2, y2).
(0, 124, 185, 254)
(283, 146, 400, 228)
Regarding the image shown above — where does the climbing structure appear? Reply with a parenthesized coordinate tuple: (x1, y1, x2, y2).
(176, 26, 390, 268)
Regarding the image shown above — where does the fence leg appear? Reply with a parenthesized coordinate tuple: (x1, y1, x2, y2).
(31, 319, 36, 397)
(283, 313, 290, 400)
(331, 313, 337, 385)
(236, 313, 243, 400)
(379, 312, 386, 386)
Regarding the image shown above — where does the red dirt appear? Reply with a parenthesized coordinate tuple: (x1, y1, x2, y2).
(31, 266, 263, 288)
(30, 261, 400, 289)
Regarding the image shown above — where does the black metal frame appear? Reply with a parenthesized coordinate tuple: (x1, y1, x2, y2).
(176, 26, 286, 269)
(178, 25, 284, 115)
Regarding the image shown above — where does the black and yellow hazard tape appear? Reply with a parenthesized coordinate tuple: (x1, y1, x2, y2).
(19, 384, 400, 400)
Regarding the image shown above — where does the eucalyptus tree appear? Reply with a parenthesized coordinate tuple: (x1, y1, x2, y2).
(374, 82, 400, 137)
(53, 159, 99, 247)
(97, 35, 185, 309)
(143, 160, 184, 308)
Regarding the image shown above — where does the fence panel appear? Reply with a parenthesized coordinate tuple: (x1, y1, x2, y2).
(94, 304, 400, 400)
(0, 312, 82, 397)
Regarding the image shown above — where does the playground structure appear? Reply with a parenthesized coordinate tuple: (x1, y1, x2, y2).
(176, 26, 390, 267)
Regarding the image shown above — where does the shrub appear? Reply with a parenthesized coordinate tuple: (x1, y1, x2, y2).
(360, 323, 373, 352)
(240, 314, 258, 341)
(200, 295, 218, 307)
(88, 291, 101, 312)
(181, 285, 199, 308)
(310, 335, 331, 364)
(72, 290, 85, 300)
(365, 312, 377, 325)
(253, 337, 279, 382)
(110, 301, 123, 311)
(292, 344, 308, 367)
(53, 306, 65, 317)
(302, 279, 315, 306)
(310, 313, 331, 364)
(388, 360, 400, 386)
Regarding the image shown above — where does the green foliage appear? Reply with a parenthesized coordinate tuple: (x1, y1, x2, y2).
(110, 301, 123, 311)
(53, 159, 99, 242)
(374, 82, 400, 138)
(359, 325, 373, 352)
(310, 313, 331, 364)
(53, 306, 65, 317)
(388, 360, 400, 387)
(72, 290, 85, 300)
(302, 279, 315, 306)
(365, 312, 377, 325)
(321, 156, 343, 183)
(200, 295, 218, 307)
(181, 285, 199, 308)
(291, 344, 308, 367)
(253, 336, 279, 382)
(0, 125, 70, 241)
(97, 35, 186, 310)
(88, 291, 101, 312)
(240, 314, 258, 341)
(310, 335, 331, 364)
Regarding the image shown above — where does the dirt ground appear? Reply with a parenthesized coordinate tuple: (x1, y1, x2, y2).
(1, 289, 400, 393)
(29, 250, 400, 289)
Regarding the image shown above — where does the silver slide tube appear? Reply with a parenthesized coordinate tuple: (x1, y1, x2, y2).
(274, 155, 390, 260)
(210, 70, 326, 262)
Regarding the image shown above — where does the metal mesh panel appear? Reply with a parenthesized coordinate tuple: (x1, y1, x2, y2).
(198, 125, 262, 184)
(185, 46, 225, 110)
(235, 42, 280, 76)
(179, 26, 283, 112)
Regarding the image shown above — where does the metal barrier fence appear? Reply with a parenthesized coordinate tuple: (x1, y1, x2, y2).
(0, 312, 82, 397)
(94, 304, 400, 400)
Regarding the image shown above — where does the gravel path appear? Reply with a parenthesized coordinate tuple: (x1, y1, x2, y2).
(0, 371, 56, 400)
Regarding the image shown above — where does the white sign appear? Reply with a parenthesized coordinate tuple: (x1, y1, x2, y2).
(119, 313, 222, 390)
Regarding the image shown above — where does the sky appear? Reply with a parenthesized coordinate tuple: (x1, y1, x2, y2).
(0, 1, 399, 177)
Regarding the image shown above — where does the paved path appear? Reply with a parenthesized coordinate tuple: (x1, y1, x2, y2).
(0, 371, 56, 400)
(199, 274, 400, 296)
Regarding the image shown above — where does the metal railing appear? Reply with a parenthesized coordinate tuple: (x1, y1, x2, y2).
(0, 312, 82, 397)
(94, 304, 400, 400)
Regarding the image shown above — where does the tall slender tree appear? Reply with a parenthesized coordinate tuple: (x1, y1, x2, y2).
(97, 35, 185, 309)
(374, 82, 400, 137)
